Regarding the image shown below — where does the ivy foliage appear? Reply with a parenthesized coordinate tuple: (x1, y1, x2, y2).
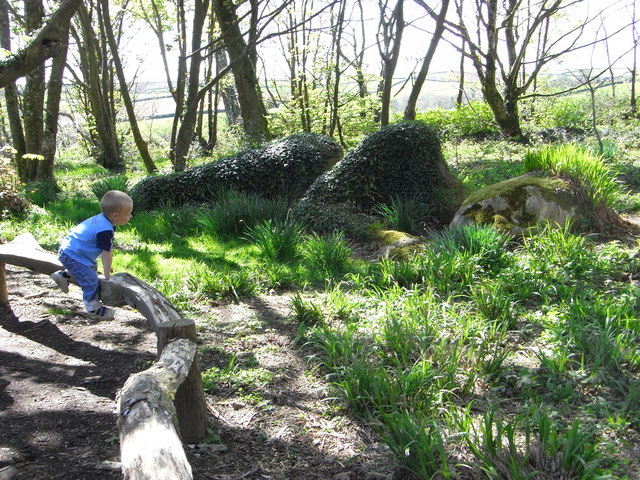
(294, 122, 465, 236)
(130, 133, 342, 211)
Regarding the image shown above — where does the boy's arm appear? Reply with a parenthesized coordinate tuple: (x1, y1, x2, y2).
(101, 250, 113, 280)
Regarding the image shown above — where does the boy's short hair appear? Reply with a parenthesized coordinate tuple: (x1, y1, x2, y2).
(101, 190, 133, 216)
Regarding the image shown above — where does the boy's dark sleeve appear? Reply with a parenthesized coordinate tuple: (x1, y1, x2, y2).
(96, 229, 114, 252)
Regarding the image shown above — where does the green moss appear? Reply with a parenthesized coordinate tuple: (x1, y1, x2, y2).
(464, 174, 570, 206)
(371, 229, 425, 261)
(373, 229, 417, 245)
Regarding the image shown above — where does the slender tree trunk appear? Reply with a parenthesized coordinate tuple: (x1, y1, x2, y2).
(213, 0, 270, 143)
(377, 0, 404, 126)
(216, 48, 241, 126)
(403, 0, 448, 121)
(74, 4, 121, 169)
(99, 0, 157, 173)
(456, 38, 465, 106)
(0, 0, 25, 160)
(173, 0, 209, 171)
(39, 31, 69, 179)
(23, 0, 45, 159)
(169, 0, 188, 164)
(631, 1, 638, 117)
(149, 0, 176, 101)
(329, 0, 346, 138)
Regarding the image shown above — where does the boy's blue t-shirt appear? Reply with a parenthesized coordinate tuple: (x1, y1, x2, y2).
(59, 213, 115, 267)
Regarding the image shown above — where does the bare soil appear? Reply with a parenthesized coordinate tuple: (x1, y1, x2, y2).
(0, 266, 391, 480)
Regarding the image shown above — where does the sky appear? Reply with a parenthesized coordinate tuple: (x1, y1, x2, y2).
(124, 0, 637, 111)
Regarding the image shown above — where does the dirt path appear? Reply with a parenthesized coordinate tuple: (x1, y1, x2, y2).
(0, 266, 390, 480)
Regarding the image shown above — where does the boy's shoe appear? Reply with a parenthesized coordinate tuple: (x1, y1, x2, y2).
(89, 306, 115, 320)
(50, 270, 70, 293)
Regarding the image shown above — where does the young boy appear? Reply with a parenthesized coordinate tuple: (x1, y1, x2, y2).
(51, 190, 133, 319)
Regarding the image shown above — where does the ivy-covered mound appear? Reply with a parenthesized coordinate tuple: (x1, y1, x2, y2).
(294, 122, 464, 237)
(130, 133, 342, 211)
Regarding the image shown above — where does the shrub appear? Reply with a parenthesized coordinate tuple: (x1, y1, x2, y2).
(295, 122, 464, 235)
(416, 101, 499, 139)
(130, 132, 342, 211)
(0, 151, 27, 216)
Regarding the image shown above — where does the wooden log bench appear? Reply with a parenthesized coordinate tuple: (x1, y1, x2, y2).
(0, 233, 208, 479)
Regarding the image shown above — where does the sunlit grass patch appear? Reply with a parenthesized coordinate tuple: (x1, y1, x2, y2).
(523, 143, 623, 209)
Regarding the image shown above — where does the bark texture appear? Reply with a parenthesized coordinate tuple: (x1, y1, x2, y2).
(0, 0, 81, 88)
(118, 338, 196, 480)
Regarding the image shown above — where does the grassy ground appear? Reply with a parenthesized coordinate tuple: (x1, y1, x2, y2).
(3, 123, 640, 478)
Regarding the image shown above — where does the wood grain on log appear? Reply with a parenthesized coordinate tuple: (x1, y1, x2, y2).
(0, 233, 63, 274)
(118, 338, 196, 480)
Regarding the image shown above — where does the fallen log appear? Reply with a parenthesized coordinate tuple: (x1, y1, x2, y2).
(0, 232, 62, 275)
(118, 338, 196, 480)
(0, 232, 208, 443)
(101, 274, 208, 442)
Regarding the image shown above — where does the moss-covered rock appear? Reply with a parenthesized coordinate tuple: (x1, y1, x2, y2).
(450, 173, 588, 234)
(130, 133, 342, 211)
(294, 122, 464, 237)
(373, 229, 425, 260)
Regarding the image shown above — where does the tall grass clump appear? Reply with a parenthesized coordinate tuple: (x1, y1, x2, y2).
(375, 195, 432, 235)
(197, 189, 290, 238)
(428, 224, 512, 273)
(23, 178, 59, 206)
(244, 218, 303, 262)
(378, 410, 450, 479)
(301, 231, 351, 280)
(131, 205, 202, 242)
(90, 176, 130, 199)
(461, 407, 601, 479)
(523, 144, 622, 209)
(187, 262, 256, 301)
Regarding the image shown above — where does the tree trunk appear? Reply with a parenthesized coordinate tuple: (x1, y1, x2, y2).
(213, 0, 271, 143)
(169, 0, 188, 166)
(631, 1, 638, 117)
(377, 0, 404, 126)
(99, 0, 157, 173)
(216, 48, 241, 127)
(23, 0, 46, 163)
(39, 32, 69, 180)
(74, 4, 122, 169)
(328, 0, 346, 139)
(482, 82, 523, 139)
(0, 0, 26, 160)
(403, 0, 448, 121)
(172, 0, 209, 171)
(456, 37, 466, 106)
